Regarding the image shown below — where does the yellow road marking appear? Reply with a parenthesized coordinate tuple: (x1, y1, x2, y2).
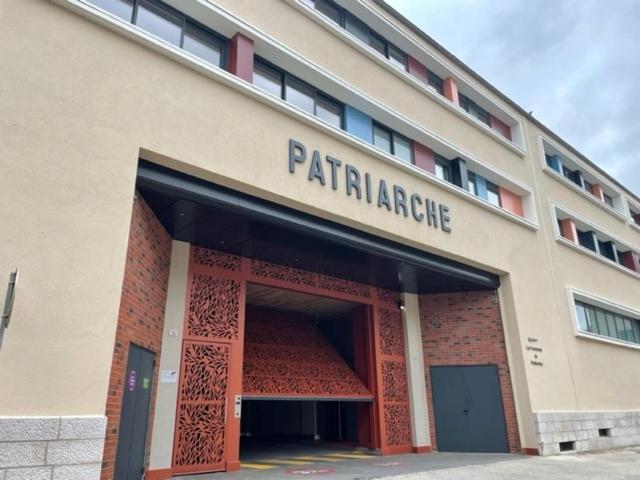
(241, 462, 277, 470)
(325, 453, 373, 459)
(293, 456, 343, 462)
(261, 459, 313, 465)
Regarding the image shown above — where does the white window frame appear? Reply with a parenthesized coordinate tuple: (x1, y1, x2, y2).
(567, 287, 640, 351)
(550, 202, 640, 280)
(625, 196, 640, 234)
(538, 135, 627, 221)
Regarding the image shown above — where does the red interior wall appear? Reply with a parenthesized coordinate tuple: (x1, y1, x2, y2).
(419, 290, 521, 453)
(242, 306, 371, 399)
(101, 194, 172, 480)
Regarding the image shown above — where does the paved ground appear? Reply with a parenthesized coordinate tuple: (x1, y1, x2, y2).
(173, 445, 640, 480)
(381, 447, 640, 480)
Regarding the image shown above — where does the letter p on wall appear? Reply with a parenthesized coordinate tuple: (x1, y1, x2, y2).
(289, 139, 306, 173)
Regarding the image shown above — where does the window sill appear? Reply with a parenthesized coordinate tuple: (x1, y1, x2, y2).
(556, 236, 640, 281)
(575, 331, 640, 351)
(60, 0, 539, 233)
(288, 0, 527, 158)
(630, 222, 640, 234)
(543, 167, 628, 222)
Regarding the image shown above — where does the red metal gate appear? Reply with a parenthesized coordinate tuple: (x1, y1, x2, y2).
(172, 247, 412, 475)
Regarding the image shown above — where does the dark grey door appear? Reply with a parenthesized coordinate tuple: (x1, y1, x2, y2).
(114, 344, 155, 480)
(431, 365, 508, 453)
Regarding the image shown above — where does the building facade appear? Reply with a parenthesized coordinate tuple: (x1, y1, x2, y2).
(1, 0, 639, 479)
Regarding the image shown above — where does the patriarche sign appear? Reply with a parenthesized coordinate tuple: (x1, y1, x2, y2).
(288, 139, 452, 233)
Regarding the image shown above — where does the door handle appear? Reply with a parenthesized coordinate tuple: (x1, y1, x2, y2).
(463, 409, 469, 416)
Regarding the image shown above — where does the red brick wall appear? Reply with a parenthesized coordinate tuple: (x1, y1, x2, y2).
(419, 290, 520, 452)
(100, 193, 172, 480)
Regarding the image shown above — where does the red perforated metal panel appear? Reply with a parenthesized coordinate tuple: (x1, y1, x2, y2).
(377, 306, 412, 448)
(173, 341, 229, 470)
(242, 308, 372, 400)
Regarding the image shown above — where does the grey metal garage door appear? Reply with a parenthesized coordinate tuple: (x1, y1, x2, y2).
(430, 365, 508, 453)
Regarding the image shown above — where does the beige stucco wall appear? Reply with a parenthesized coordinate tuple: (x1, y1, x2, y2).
(523, 121, 640, 412)
(0, 0, 638, 453)
(213, 0, 529, 182)
(149, 241, 189, 470)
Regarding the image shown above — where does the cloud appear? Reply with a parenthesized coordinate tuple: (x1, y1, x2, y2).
(386, 0, 640, 195)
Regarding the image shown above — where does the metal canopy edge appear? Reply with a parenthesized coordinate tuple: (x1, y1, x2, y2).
(136, 161, 500, 290)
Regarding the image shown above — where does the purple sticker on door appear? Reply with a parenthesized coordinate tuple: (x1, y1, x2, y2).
(128, 370, 136, 391)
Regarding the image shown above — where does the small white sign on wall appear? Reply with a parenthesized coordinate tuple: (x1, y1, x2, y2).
(160, 369, 178, 383)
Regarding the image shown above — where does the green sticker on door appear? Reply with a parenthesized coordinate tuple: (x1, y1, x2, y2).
(142, 377, 150, 390)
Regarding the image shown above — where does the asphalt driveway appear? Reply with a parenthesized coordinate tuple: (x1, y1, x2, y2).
(174, 446, 640, 480)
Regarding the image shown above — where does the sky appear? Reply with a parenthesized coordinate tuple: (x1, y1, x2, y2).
(386, 0, 640, 196)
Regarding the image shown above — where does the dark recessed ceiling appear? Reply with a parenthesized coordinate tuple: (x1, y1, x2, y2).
(136, 161, 499, 294)
(246, 283, 359, 318)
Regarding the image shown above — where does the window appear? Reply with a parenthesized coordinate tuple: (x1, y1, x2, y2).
(584, 180, 594, 195)
(344, 13, 369, 44)
(285, 77, 315, 115)
(315, 94, 342, 128)
(577, 230, 597, 252)
(427, 71, 444, 95)
(368, 32, 387, 56)
(459, 92, 490, 125)
(315, 0, 341, 24)
(254, 58, 343, 128)
(603, 193, 614, 207)
(135, 0, 182, 46)
(487, 182, 501, 207)
(393, 133, 412, 163)
(373, 124, 392, 154)
(435, 156, 450, 182)
(388, 44, 407, 70)
(373, 123, 412, 163)
(598, 241, 616, 262)
(87, 0, 226, 68)
(182, 22, 223, 66)
(466, 172, 503, 207)
(561, 165, 583, 187)
(467, 172, 477, 195)
(90, 0, 134, 21)
(311, 1, 408, 71)
(544, 145, 624, 208)
(576, 300, 640, 346)
(254, 60, 283, 98)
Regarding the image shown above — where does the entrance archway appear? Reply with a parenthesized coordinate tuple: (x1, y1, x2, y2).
(171, 247, 412, 474)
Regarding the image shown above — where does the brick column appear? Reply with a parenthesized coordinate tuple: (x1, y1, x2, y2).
(590, 184, 605, 202)
(419, 291, 520, 453)
(407, 55, 428, 84)
(101, 194, 172, 480)
(499, 187, 524, 217)
(413, 142, 435, 174)
(489, 114, 512, 140)
(228, 33, 254, 83)
(559, 218, 578, 242)
(620, 251, 640, 272)
(443, 77, 459, 105)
